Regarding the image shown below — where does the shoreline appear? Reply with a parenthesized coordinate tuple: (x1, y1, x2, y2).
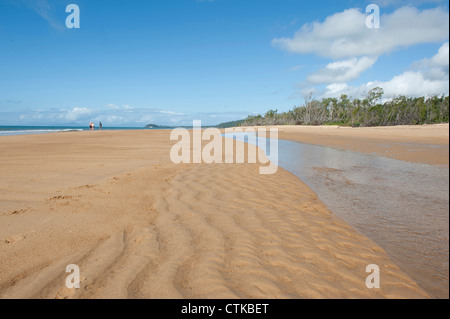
(236, 123, 449, 166)
(0, 127, 445, 298)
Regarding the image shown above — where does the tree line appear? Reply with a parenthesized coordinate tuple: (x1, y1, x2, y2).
(241, 88, 449, 127)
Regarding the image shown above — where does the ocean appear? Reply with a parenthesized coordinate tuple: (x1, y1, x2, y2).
(0, 126, 151, 136)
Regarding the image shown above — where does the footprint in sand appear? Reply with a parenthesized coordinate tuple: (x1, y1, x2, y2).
(47, 195, 79, 206)
(3, 235, 25, 245)
(5, 209, 27, 216)
(48, 196, 73, 201)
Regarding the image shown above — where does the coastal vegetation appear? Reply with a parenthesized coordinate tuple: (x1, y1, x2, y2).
(215, 120, 245, 128)
(241, 88, 449, 127)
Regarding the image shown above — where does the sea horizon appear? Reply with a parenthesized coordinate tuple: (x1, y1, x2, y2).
(0, 125, 169, 136)
(0, 123, 232, 136)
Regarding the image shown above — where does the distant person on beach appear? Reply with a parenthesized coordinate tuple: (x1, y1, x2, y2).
(89, 122, 95, 131)
(99, 121, 102, 131)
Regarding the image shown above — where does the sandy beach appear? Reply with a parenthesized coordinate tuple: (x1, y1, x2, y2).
(0, 125, 447, 299)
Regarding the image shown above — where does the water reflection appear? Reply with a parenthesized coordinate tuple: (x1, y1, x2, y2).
(224, 132, 449, 298)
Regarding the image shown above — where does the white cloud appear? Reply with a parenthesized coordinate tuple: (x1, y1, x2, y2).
(107, 104, 136, 110)
(104, 115, 124, 124)
(137, 115, 153, 124)
(412, 42, 449, 80)
(307, 56, 378, 84)
(324, 83, 351, 96)
(157, 110, 185, 115)
(272, 6, 449, 59)
(2, 106, 250, 127)
(63, 107, 92, 122)
(378, 71, 448, 97)
(430, 42, 450, 68)
(318, 42, 449, 100)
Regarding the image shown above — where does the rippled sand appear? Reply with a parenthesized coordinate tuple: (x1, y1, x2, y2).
(0, 129, 431, 298)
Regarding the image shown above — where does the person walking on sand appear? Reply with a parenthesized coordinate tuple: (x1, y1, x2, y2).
(99, 121, 103, 131)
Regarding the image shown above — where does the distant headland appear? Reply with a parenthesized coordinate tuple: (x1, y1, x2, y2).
(145, 120, 244, 129)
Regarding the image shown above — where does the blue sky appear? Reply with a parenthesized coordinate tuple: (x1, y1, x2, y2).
(0, 0, 448, 127)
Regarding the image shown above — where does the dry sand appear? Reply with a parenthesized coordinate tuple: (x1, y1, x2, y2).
(0, 127, 442, 299)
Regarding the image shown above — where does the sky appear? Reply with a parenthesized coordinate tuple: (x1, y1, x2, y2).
(0, 0, 448, 127)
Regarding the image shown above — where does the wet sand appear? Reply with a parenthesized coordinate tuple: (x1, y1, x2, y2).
(0, 128, 438, 298)
(250, 124, 449, 166)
